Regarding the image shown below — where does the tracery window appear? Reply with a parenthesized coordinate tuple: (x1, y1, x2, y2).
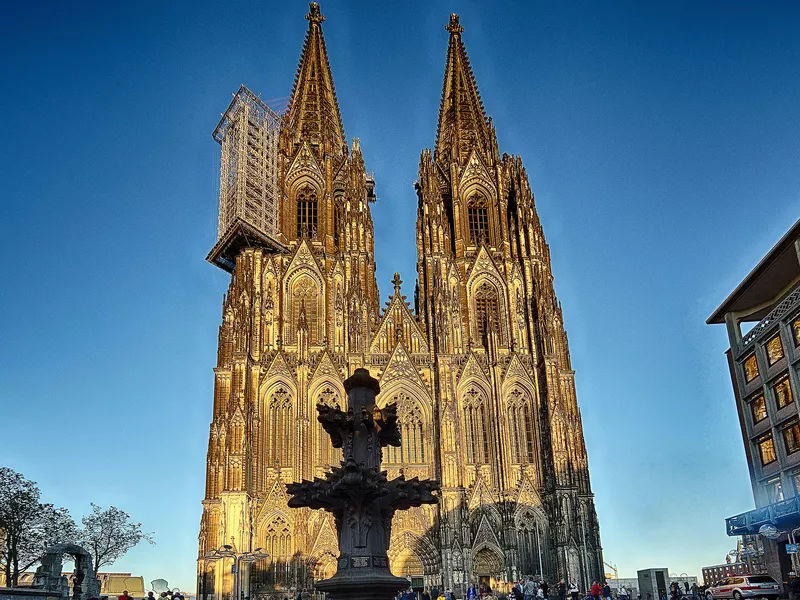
(474, 282, 500, 340)
(268, 387, 292, 466)
(291, 276, 318, 344)
(296, 185, 318, 238)
(463, 387, 489, 464)
(384, 393, 426, 465)
(316, 386, 341, 468)
(793, 317, 800, 346)
(507, 389, 535, 464)
(467, 194, 490, 244)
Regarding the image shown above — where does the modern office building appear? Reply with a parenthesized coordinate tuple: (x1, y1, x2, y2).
(708, 219, 800, 585)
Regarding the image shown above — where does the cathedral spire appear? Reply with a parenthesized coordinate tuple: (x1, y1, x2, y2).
(285, 2, 346, 155)
(435, 14, 492, 165)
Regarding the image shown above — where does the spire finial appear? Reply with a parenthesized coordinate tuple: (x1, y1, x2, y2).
(392, 272, 403, 293)
(306, 2, 325, 25)
(446, 13, 463, 34)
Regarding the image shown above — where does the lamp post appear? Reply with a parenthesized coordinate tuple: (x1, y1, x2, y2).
(203, 545, 268, 600)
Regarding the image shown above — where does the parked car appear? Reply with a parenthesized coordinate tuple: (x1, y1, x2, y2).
(706, 576, 780, 600)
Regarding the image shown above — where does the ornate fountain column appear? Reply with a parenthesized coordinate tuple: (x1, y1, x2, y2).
(287, 368, 439, 600)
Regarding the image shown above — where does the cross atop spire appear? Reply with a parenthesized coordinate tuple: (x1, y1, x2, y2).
(445, 13, 463, 34)
(306, 2, 324, 24)
(285, 2, 345, 156)
(435, 14, 491, 166)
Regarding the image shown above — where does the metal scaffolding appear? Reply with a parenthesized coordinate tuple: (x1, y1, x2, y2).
(213, 85, 281, 244)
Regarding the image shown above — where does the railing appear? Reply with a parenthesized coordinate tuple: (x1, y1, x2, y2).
(738, 287, 800, 355)
(726, 496, 800, 535)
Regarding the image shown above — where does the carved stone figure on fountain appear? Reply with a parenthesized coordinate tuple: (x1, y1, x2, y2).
(287, 368, 439, 600)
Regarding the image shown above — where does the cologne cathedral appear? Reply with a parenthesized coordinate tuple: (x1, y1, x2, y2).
(198, 4, 603, 599)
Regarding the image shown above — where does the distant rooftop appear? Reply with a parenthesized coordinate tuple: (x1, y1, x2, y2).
(707, 219, 800, 325)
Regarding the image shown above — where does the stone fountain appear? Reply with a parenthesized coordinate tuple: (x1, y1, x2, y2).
(287, 368, 439, 600)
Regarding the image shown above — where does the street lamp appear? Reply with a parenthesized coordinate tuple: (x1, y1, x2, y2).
(235, 548, 270, 600)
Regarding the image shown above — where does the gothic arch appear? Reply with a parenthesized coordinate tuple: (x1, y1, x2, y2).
(284, 268, 325, 345)
(466, 274, 508, 347)
(311, 381, 344, 469)
(504, 385, 536, 466)
(379, 384, 432, 467)
(388, 531, 439, 576)
(262, 383, 294, 469)
(458, 381, 491, 466)
(470, 545, 504, 577)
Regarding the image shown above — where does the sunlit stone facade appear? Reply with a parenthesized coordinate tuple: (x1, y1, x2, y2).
(198, 5, 603, 599)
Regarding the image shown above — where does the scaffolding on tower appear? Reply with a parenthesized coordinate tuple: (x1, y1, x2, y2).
(207, 85, 286, 271)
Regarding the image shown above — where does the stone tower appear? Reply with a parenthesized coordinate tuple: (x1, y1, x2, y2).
(198, 6, 603, 600)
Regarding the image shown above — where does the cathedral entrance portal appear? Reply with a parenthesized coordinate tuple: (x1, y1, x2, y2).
(472, 547, 503, 592)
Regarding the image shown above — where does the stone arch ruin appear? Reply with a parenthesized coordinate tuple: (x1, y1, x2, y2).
(33, 543, 100, 600)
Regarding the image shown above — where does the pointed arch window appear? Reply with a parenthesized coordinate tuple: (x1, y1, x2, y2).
(467, 194, 490, 244)
(296, 185, 318, 238)
(268, 387, 293, 467)
(474, 282, 500, 340)
(316, 386, 342, 468)
(383, 393, 427, 465)
(508, 388, 535, 464)
(290, 276, 318, 344)
(463, 387, 489, 464)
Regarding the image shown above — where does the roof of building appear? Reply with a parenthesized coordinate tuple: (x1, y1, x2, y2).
(707, 219, 800, 324)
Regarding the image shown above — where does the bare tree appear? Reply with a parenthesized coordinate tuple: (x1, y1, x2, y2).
(0, 468, 77, 587)
(78, 504, 154, 571)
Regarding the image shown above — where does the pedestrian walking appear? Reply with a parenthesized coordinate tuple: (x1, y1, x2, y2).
(558, 580, 566, 600)
(590, 582, 601, 600)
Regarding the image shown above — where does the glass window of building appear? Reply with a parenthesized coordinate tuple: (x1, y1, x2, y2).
(775, 375, 793, 409)
(784, 421, 800, 455)
(766, 334, 785, 366)
(744, 354, 760, 383)
(766, 476, 784, 503)
(793, 471, 800, 496)
(758, 434, 777, 466)
(793, 317, 800, 347)
(751, 393, 768, 423)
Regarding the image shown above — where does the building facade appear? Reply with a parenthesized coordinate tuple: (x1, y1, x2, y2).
(708, 220, 800, 586)
(198, 5, 603, 599)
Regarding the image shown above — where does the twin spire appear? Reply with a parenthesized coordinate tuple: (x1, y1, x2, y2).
(285, 2, 346, 155)
(436, 14, 492, 165)
(285, 5, 490, 164)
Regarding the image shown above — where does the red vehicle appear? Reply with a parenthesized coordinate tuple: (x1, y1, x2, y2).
(705, 575, 780, 600)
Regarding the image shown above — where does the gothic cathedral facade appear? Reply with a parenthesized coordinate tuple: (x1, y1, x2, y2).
(198, 5, 603, 599)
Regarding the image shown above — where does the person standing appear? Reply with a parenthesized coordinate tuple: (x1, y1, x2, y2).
(540, 580, 550, 600)
(590, 582, 602, 600)
(118, 591, 130, 600)
(568, 580, 579, 600)
(601, 582, 611, 600)
(422, 588, 431, 600)
(620, 587, 628, 600)
(524, 578, 537, 600)
(558, 580, 566, 600)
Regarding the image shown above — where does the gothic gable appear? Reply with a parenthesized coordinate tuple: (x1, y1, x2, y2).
(466, 246, 503, 286)
(457, 352, 490, 387)
(261, 351, 297, 386)
(285, 140, 325, 191)
(369, 282, 429, 355)
(379, 343, 428, 393)
(459, 148, 495, 195)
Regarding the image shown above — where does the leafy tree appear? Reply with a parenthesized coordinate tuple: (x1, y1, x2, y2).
(0, 467, 77, 587)
(78, 504, 154, 571)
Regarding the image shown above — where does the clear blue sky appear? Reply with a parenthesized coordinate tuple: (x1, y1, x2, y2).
(2, 0, 800, 591)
